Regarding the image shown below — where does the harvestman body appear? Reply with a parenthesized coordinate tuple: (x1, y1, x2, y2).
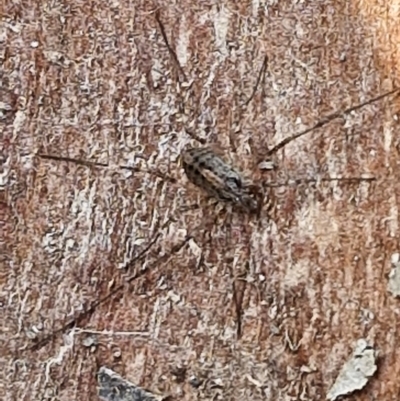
(180, 146, 261, 214)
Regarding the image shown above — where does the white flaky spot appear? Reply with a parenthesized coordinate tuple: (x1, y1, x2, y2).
(383, 120, 393, 157)
(176, 15, 190, 67)
(252, 0, 260, 17)
(388, 193, 399, 237)
(212, 5, 229, 57)
(13, 110, 26, 138)
(295, 201, 340, 255)
(388, 253, 400, 297)
(283, 258, 311, 287)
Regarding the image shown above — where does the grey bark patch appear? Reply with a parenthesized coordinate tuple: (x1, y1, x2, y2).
(327, 339, 377, 400)
(97, 367, 164, 401)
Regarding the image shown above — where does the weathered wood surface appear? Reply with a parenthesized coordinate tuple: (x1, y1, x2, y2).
(2, 0, 400, 400)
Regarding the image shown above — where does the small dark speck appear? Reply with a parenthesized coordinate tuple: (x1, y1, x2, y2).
(189, 375, 203, 388)
(170, 366, 186, 383)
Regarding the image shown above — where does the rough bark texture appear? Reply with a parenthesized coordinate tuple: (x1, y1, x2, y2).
(2, 0, 400, 400)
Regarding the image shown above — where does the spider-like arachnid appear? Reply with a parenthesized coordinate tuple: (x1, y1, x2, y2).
(30, 11, 398, 349)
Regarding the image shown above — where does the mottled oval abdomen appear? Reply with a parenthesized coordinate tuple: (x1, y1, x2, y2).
(181, 147, 259, 213)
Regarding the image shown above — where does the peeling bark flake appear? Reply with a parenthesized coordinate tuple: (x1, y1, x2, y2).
(327, 339, 377, 401)
(97, 367, 164, 401)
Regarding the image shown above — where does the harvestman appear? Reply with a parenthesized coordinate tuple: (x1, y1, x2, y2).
(30, 11, 399, 349)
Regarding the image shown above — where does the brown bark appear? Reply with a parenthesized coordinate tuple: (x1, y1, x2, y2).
(2, 0, 400, 400)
